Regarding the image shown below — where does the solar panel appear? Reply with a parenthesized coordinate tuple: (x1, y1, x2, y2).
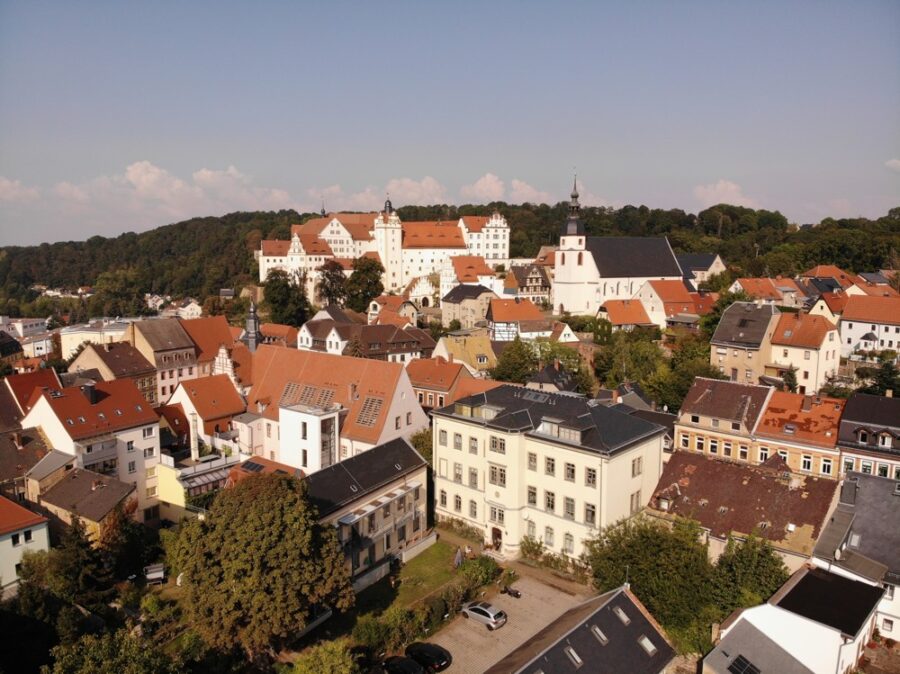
(522, 391, 549, 403)
(243, 461, 264, 473)
(728, 655, 760, 674)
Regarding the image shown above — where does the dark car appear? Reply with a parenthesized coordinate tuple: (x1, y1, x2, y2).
(405, 642, 452, 671)
(383, 655, 426, 674)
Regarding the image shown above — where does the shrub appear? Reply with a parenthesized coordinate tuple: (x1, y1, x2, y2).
(438, 517, 483, 544)
(440, 579, 471, 614)
(424, 595, 448, 627)
(351, 614, 388, 653)
(459, 555, 500, 587)
(519, 535, 544, 560)
(381, 605, 427, 652)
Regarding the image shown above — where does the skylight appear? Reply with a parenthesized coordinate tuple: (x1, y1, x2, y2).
(614, 606, 630, 625)
(590, 625, 608, 645)
(638, 635, 657, 656)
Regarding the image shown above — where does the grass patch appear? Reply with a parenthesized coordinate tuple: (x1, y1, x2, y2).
(395, 541, 455, 607)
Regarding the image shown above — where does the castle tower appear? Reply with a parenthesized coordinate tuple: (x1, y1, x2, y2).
(374, 195, 403, 291)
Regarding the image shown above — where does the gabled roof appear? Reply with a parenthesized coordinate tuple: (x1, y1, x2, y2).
(680, 378, 772, 428)
(815, 292, 849, 315)
(486, 298, 544, 323)
(133, 318, 195, 352)
(850, 281, 899, 297)
(25, 449, 75, 482)
(177, 375, 245, 422)
(459, 215, 490, 233)
(703, 619, 815, 674)
(484, 586, 675, 674)
(584, 236, 682, 279)
(402, 222, 466, 249)
(157, 403, 189, 434)
(534, 245, 557, 267)
(436, 334, 497, 370)
(676, 252, 719, 273)
(78, 342, 155, 378)
(651, 452, 836, 555)
(839, 392, 900, 431)
(0, 428, 51, 484)
(406, 357, 468, 393)
(246, 345, 406, 444)
(260, 323, 298, 344)
(769, 313, 835, 349)
(690, 291, 718, 315)
(227, 456, 303, 486)
(601, 300, 653, 327)
(0, 494, 46, 536)
(304, 438, 425, 519)
(35, 380, 158, 441)
(841, 295, 900, 326)
(508, 264, 550, 289)
(527, 362, 578, 392)
(451, 255, 495, 282)
(735, 277, 782, 301)
(4, 369, 62, 416)
(442, 284, 496, 304)
(260, 240, 291, 256)
(39, 468, 135, 524)
(801, 265, 855, 288)
(295, 213, 377, 242)
(180, 316, 235, 363)
(0, 331, 23, 358)
(648, 279, 694, 303)
(710, 302, 779, 348)
(756, 392, 844, 448)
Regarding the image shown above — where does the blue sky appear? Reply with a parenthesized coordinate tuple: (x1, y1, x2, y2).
(1, 0, 898, 245)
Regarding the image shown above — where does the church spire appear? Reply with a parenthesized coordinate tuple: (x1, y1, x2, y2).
(384, 192, 393, 215)
(561, 173, 585, 237)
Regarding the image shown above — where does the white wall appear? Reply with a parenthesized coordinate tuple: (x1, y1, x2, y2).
(0, 521, 49, 594)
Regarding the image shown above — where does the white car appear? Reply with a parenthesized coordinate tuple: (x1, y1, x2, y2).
(461, 601, 507, 630)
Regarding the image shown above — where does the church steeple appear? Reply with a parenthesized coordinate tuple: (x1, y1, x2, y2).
(384, 193, 394, 215)
(561, 174, 585, 237)
(242, 300, 262, 352)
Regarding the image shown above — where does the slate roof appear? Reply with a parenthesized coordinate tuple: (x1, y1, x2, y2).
(676, 253, 719, 277)
(435, 385, 665, 456)
(40, 468, 135, 523)
(710, 302, 779, 348)
(774, 567, 883, 637)
(584, 236, 682, 279)
(59, 368, 103, 388)
(0, 331, 23, 359)
(483, 586, 675, 674)
(680, 378, 772, 428)
(650, 452, 837, 556)
(527, 363, 578, 392)
(82, 342, 155, 377)
(838, 393, 900, 453)
(508, 264, 550, 289)
(304, 438, 425, 519)
(442, 284, 496, 304)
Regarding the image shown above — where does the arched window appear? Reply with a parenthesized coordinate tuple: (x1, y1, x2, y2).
(577, 252, 583, 266)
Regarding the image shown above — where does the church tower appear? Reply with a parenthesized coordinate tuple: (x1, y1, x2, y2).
(374, 195, 403, 291)
(553, 177, 589, 315)
(242, 300, 263, 352)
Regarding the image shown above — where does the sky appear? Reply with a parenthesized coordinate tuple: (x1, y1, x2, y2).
(0, 1, 898, 246)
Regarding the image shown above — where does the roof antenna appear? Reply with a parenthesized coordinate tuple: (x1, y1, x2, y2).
(624, 564, 630, 589)
(320, 197, 326, 217)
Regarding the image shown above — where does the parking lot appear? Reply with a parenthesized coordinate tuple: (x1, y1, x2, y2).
(428, 574, 589, 673)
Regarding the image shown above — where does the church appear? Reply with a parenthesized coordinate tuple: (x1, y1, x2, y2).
(551, 182, 683, 316)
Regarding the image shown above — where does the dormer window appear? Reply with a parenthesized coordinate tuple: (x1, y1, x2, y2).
(880, 434, 892, 447)
(859, 430, 869, 444)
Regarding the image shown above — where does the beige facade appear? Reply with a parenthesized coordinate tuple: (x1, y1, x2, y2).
(68, 343, 157, 405)
(764, 327, 839, 395)
(441, 292, 496, 329)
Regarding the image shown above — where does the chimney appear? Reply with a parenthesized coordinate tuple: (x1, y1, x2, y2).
(104, 342, 112, 352)
(12, 432, 23, 450)
(190, 412, 200, 462)
(83, 381, 98, 405)
(349, 382, 358, 401)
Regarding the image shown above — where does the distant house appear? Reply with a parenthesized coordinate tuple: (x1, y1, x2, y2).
(0, 369, 62, 433)
(633, 280, 700, 330)
(839, 295, 900, 356)
(0, 428, 51, 502)
(765, 312, 839, 393)
(175, 299, 203, 320)
(432, 333, 497, 376)
(837, 393, 900, 479)
(709, 302, 780, 384)
(676, 252, 726, 288)
(441, 284, 497, 329)
(484, 584, 676, 674)
(729, 277, 807, 307)
(526, 361, 580, 393)
(259, 323, 299, 348)
(799, 264, 856, 290)
(406, 356, 473, 409)
(486, 298, 545, 341)
(504, 264, 551, 304)
(440, 255, 501, 301)
(0, 331, 23, 365)
(368, 295, 418, 326)
(297, 319, 435, 364)
(0, 495, 49, 596)
(599, 299, 655, 332)
(166, 375, 246, 446)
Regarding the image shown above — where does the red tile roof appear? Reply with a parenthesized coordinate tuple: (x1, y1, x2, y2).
(0, 494, 46, 536)
(177, 375, 245, 423)
(488, 298, 544, 323)
(451, 255, 495, 282)
(295, 213, 377, 242)
(756, 391, 845, 449)
(38, 380, 158, 441)
(770, 313, 836, 348)
(801, 265, 854, 288)
(227, 456, 303, 487)
(690, 292, 719, 316)
(402, 222, 466, 249)
(157, 403, 189, 435)
(406, 357, 469, 393)
(261, 323, 298, 345)
(460, 215, 490, 233)
(4, 369, 61, 414)
(451, 378, 505, 401)
(261, 240, 290, 256)
(817, 292, 849, 315)
(736, 278, 782, 301)
(851, 282, 899, 298)
(180, 316, 235, 364)
(841, 296, 900, 326)
(649, 280, 693, 304)
(600, 300, 653, 326)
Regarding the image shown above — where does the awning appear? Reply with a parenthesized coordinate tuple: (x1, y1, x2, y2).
(181, 468, 230, 489)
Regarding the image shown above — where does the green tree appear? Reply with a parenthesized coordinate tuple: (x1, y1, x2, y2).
(44, 519, 114, 612)
(533, 340, 594, 393)
(594, 333, 664, 388)
(264, 268, 310, 327)
(42, 629, 184, 674)
(168, 474, 354, 661)
(699, 291, 752, 340)
(293, 639, 359, 674)
(448, 318, 462, 332)
(711, 535, 789, 615)
(410, 427, 433, 464)
(317, 260, 348, 307)
(583, 518, 713, 630)
(345, 257, 384, 313)
(859, 359, 900, 396)
(491, 336, 538, 384)
(782, 367, 798, 393)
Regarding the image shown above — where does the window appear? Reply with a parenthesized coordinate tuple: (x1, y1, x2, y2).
(565, 462, 576, 481)
(586, 467, 597, 487)
(690, 415, 699, 424)
(883, 618, 894, 633)
(439, 430, 447, 446)
(632, 456, 643, 476)
(383, 503, 391, 518)
(489, 465, 507, 487)
(638, 635, 657, 656)
(711, 418, 719, 428)
(886, 585, 895, 600)
(545, 457, 555, 476)
(453, 433, 462, 450)
(680, 434, 689, 449)
(527, 486, 537, 505)
(490, 436, 506, 454)
(469, 437, 478, 454)
(128, 461, 136, 474)
(24, 529, 32, 543)
(142, 427, 154, 438)
(527, 452, 537, 470)
(439, 490, 447, 507)
(630, 490, 642, 515)
(709, 439, 718, 454)
(759, 446, 769, 462)
(544, 527, 554, 547)
(585, 503, 596, 526)
(143, 447, 155, 458)
(859, 430, 869, 443)
(878, 463, 889, 478)
(564, 497, 575, 519)
(453, 463, 463, 483)
(11, 533, 20, 546)
(614, 606, 630, 625)
(801, 455, 812, 472)
(723, 441, 732, 457)
(545, 491, 555, 512)
(469, 500, 477, 518)
(454, 495, 462, 512)
(146, 486, 157, 498)
(861, 461, 873, 475)
(563, 533, 575, 555)
(821, 458, 833, 476)
(696, 437, 705, 452)
(406, 412, 412, 425)
(126, 440, 134, 452)
(731, 421, 740, 431)
(880, 433, 892, 448)
(489, 506, 504, 524)
(843, 458, 855, 474)
(527, 520, 536, 537)
(469, 468, 478, 488)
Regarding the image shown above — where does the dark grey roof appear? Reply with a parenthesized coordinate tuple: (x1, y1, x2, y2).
(808, 277, 842, 295)
(0, 428, 51, 484)
(0, 331, 23, 359)
(585, 237, 682, 279)
(680, 378, 771, 426)
(484, 587, 675, 674)
(134, 318, 195, 352)
(859, 272, 889, 284)
(318, 304, 366, 324)
(304, 438, 425, 519)
(527, 363, 578, 392)
(676, 253, 720, 281)
(434, 385, 664, 455)
(442, 284, 496, 303)
(25, 449, 75, 482)
(83, 342, 155, 377)
(838, 393, 900, 457)
(813, 472, 900, 585)
(40, 468, 135, 523)
(627, 409, 676, 436)
(703, 620, 814, 674)
(775, 567, 883, 637)
(59, 368, 103, 388)
(711, 302, 779, 348)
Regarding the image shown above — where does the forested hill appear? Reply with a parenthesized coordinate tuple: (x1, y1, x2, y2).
(1, 203, 898, 317)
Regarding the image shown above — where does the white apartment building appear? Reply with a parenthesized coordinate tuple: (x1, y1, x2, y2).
(839, 296, 900, 357)
(0, 496, 49, 596)
(59, 319, 131, 359)
(432, 385, 666, 560)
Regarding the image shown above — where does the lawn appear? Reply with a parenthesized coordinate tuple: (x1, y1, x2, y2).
(394, 540, 456, 607)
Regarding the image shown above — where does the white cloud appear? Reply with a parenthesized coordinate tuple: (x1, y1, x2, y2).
(460, 173, 505, 202)
(886, 158, 900, 173)
(0, 176, 39, 203)
(306, 177, 448, 212)
(509, 179, 553, 205)
(576, 182, 617, 208)
(693, 179, 758, 209)
(53, 181, 90, 203)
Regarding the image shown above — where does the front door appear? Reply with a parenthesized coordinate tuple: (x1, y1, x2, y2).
(492, 527, 502, 550)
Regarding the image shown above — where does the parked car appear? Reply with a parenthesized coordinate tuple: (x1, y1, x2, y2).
(460, 601, 508, 630)
(383, 655, 426, 674)
(405, 642, 452, 671)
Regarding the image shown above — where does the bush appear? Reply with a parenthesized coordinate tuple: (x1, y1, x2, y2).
(440, 579, 471, 614)
(380, 605, 427, 652)
(459, 556, 500, 587)
(519, 535, 544, 560)
(424, 595, 448, 627)
(351, 615, 388, 654)
(438, 517, 483, 544)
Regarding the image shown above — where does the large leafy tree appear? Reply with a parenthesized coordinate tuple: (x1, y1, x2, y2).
(711, 535, 789, 614)
(491, 336, 538, 384)
(344, 257, 384, 313)
(43, 518, 114, 612)
(264, 268, 310, 327)
(594, 331, 664, 388)
(293, 638, 359, 674)
(168, 474, 354, 661)
(316, 260, 348, 307)
(43, 629, 184, 674)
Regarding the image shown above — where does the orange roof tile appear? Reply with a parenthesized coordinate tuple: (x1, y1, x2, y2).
(770, 313, 835, 348)
(801, 265, 854, 288)
(851, 282, 900, 298)
(299, 233, 333, 256)
(451, 255, 495, 282)
(375, 309, 412, 327)
(818, 292, 849, 315)
(451, 378, 505, 401)
(756, 391, 845, 448)
(487, 298, 544, 323)
(736, 278, 782, 301)
(649, 280, 693, 303)
(229, 342, 254, 387)
(227, 456, 303, 487)
(261, 240, 290, 256)
(690, 292, 719, 316)
(406, 357, 468, 393)
(157, 403, 189, 435)
(4, 369, 61, 413)
(841, 295, 900, 326)
(460, 215, 490, 233)
(600, 300, 653, 326)
(39, 380, 158, 441)
(534, 247, 556, 267)
(402, 222, 466, 249)
(294, 213, 377, 242)
(180, 316, 235, 364)
(246, 345, 405, 444)
(177, 375, 245, 423)
(261, 323, 298, 344)
(0, 494, 46, 536)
